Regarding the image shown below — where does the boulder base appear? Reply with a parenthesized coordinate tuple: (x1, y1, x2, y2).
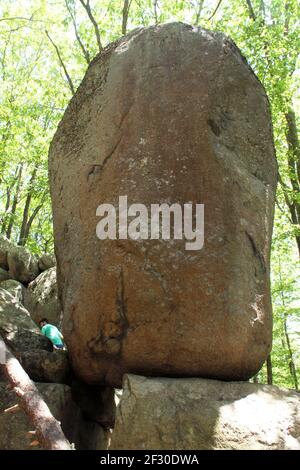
(110, 375, 300, 450)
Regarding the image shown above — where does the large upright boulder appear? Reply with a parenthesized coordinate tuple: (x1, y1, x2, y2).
(49, 23, 277, 386)
(110, 375, 300, 450)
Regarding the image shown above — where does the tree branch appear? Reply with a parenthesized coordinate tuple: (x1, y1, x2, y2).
(0, 16, 43, 23)
(285, 108, 300, 188)
(207, 0, 223, 22)
(79, 0, 103, 52)
(0, 338, 72, 450)
(65, 0, 91, 64)
(122, 0, 132, 35)
(245, 0, 257, 20)
(153, 0, 159, 25)
(193, 0, 204, 25)
(45, 30, 75, 95)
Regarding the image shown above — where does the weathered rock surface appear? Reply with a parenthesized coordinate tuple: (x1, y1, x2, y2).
(0, 267, 11, 282)
(38, 253, 56, 272)
(110, 375, 300, 450)
(0, 288, 52, 353)
(49, 23, 277, 386)
(24, 267, 61, 326)
(0, 279, 25, 303)
(19, 349, 71, 384)
(7, 244, 39, 284)
(0, 236, 13, 270)
(0, 381, 108, 450)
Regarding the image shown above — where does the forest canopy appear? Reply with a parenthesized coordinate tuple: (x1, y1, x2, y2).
(0, 0, 299, 388)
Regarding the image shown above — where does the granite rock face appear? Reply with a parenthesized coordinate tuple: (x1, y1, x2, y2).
(19, 349, 71, 384)
(0, 288, 52, 353)
(49, 23, 277, 386)
(38, 253, 56, 272)
(110, 375, 300, 450)
(7, 244, 39, 284)
(0, 279, 25, 304)
(24, 267, 61, 327)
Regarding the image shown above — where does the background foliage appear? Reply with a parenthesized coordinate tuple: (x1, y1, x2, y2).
(0, 0, 299, 388)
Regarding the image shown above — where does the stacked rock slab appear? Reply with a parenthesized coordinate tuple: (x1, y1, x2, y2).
(49, 23, 277, 387)
(109, 375, 300, 450)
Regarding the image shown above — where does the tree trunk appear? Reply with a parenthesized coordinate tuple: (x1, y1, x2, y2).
(266, 354, 273, 385)
(21, 203, 43, 246)
(18, 167, 37, 246)
(1, 186, 11, 234)
(245, 0, 257, 20)
(283, 315, 299, 390)
(194, 0, 204, 25)
(122, 0, 131, 35)
(0, 338, 72, 450)
(284, 107, 300, 258)
(0, 120, 11, 185)
(246, 1, 300, 258)
(153, 0, 159, 24)
(6, 163, 23, 240)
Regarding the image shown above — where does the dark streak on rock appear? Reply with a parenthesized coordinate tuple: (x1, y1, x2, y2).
(87, 134, 123, 182)
(207, 119, 221, 137)
(245, 231, 266, 274)
(116, 267, 129, 332)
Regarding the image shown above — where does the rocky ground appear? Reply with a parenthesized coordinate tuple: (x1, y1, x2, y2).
(1, 234, 299, 450)
(0, 235, 114, 450)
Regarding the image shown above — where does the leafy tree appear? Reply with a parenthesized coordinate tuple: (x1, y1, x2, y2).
(0, 0, 299, 388)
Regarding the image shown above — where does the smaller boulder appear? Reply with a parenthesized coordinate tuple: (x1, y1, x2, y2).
(19, 349, 71, 384)
(7, 245, 39, 284)
(0, 288, 52, 353)
(24, 267, 61, 326)
(0, 236, 13, 270)
(110, 375, 300, 450)
(0, 279, 25, 304)
(38, 253, 56, 272)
